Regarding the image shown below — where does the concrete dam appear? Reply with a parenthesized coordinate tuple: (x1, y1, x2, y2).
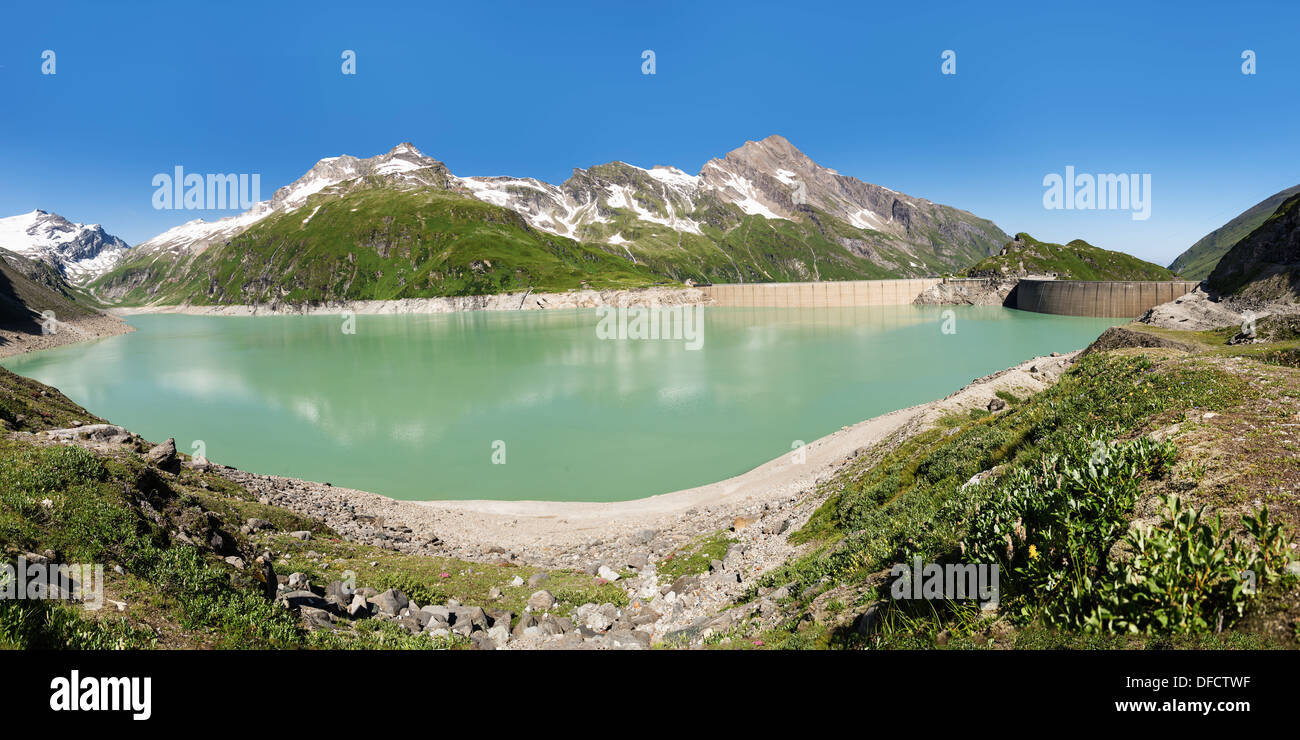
(700, 278, 1198, 318)
(1012, 279, 1199, 318)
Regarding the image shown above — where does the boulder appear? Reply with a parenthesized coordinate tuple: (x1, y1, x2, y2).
(279, 590, 328, 611)
(145, 438, 180, 473)
(325, 580, 353, 608)
(526, 590, 556, 611)
(371, 588, 409, 616)
(299, 606, 335, 631)
(665, 575, 699, 596)
(607, 629, 652, 650)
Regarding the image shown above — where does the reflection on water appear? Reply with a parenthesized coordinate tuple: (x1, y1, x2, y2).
(1, 306, 1121, 501)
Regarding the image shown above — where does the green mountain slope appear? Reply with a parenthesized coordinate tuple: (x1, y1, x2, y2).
(93, 186, 665, 306)
(1170, 184, 1300, 280)
(91, 184, 992, 307)
(963, 233, 1178, 281)
(1205, 193, 1300, 301)
(0, 248, 100, 328)
(91, 140, 1013, 307)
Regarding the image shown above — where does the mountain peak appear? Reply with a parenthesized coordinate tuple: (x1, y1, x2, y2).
(389, 142, 424, 157)
(0, 209, 129, 284)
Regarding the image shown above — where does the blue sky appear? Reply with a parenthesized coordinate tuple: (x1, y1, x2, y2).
(1, 0, 1297, 267)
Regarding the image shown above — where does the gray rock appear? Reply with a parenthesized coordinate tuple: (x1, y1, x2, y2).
(512, 613, 538, 638)
(597, 565, 621, 582)
(144, 438, 179, 473)
(629, 529, 657, 545)
(372, 588, 409, 616)
(279, 590, 328, 611)
(526, 590, 556, 611)
(289, 530, 313, 540)
(665, 575, 699, 596)
(223, 556, 246, 570)
(712, 571, 742, 586)
(606, 629, 652, 650)
(299, 606, 335, 630)
(421, 604, 451, 622)
(453, 606, 489, 630)
(347, 593, 369, 618)
(325, 580, 352, 608)
(486, 624, 511, 648)
(527, 572, 550, 587)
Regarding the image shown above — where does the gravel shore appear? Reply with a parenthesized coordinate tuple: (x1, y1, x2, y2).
(110, 285, 712, 318)
(0, 313, 134, 360)
(217, 349, 1081, 573)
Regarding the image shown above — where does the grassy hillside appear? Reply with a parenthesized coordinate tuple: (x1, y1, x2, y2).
(0, 249, 99, 329)
(577, 205, 925, 284)
(1171, 184, 1300, 281)
(1205, 193, 1300, 301)
(91, 176, 1010, 307)
(744, 325, 1300, 649)
(963, 233, 1179, 281)
(92, 186, 665, 306)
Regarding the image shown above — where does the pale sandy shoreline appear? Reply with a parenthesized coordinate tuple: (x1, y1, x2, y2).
(0, 313, 134, 360)
(108, 285, 711, 318)
(223, 347, 1081, 567)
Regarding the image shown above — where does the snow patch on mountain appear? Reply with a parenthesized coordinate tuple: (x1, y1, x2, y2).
(0, 210, 130, 284)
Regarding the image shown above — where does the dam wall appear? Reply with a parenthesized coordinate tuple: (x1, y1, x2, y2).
(701, 279, 941, 308)
(1013, 279, 1199, 318)
(701, 277, 1199, 318)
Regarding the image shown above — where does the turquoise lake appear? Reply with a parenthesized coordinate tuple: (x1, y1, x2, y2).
(1, 306, 1122, 501)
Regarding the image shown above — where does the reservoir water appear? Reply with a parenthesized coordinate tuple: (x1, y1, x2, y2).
(1, 306, 1121, 501)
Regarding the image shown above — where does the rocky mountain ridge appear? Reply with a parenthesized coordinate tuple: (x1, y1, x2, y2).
(0, 210, 130, 284)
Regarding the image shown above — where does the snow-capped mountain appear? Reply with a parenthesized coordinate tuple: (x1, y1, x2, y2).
(92, 137, 1008, 304)
(453, 135, 1003, 269)
(0, 210, 130, 284)
(122, 137, 1003, 271)
(131, 143, 454, 259)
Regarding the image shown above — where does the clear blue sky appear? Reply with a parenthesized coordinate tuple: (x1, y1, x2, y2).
(1, 0, 1297, 267)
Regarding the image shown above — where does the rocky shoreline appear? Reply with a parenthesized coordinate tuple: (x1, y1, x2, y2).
(174, 348, 1079, 646)
(110, 285, 713, 318)
(0, 313, 134, 360)
(912, 277, 1021, 306)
